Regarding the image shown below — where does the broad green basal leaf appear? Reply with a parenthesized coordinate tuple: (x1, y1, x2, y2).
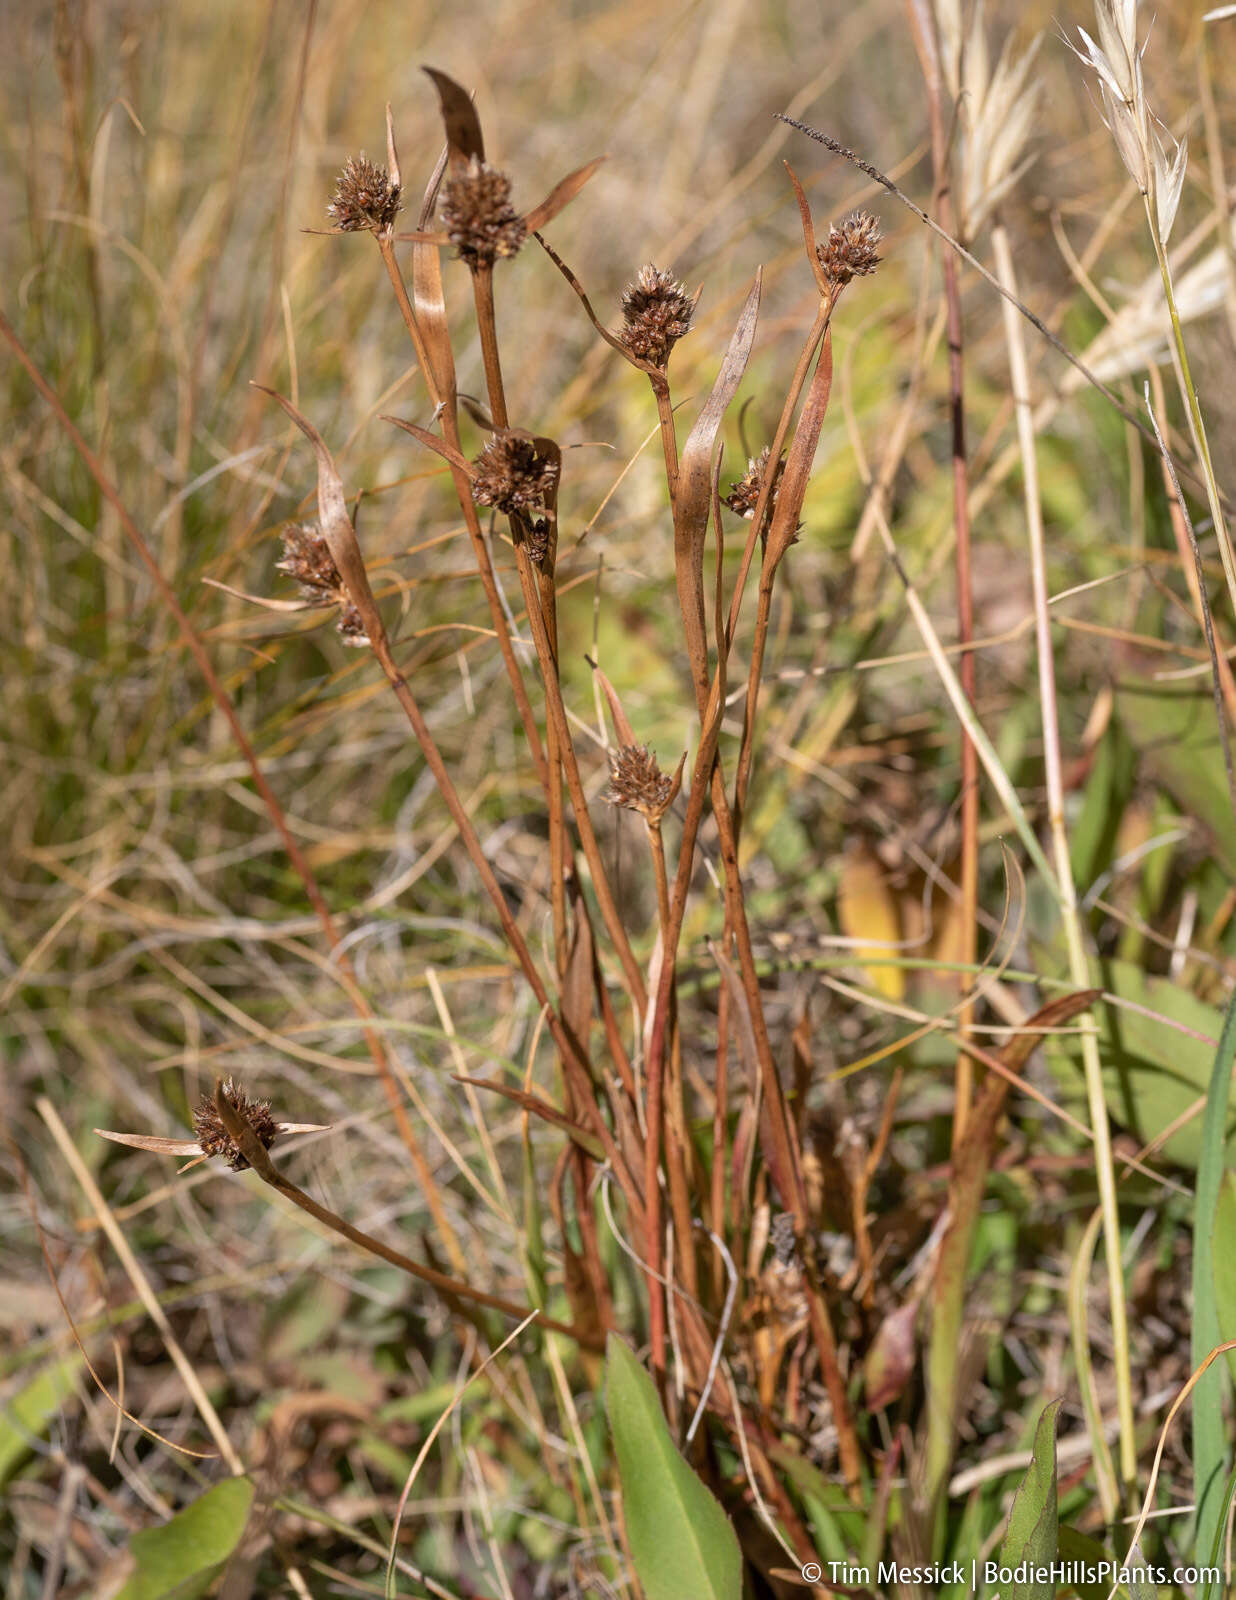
(605, 1335, 742, 1600)
(113, 1476, 255, 1600)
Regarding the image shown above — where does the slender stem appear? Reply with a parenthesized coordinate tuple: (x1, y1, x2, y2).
(1146, 199, 1236, 654)
(376, 233, 548, 788)
(992, 222, 1136, 1488)
(470, 266, 643, 1008)
(650, 373, 679, 501)
(724, 307, 828, 655)
(212, 1085, 599, 1346)
(473, 265, 509, 428)
(905, 0, 978, 1145)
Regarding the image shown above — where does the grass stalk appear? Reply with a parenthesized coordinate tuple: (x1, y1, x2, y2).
(991, 220, 1136, 1488)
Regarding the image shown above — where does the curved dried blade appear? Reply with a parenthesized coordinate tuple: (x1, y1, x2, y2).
(784, 161, 830, 297)
(591, 663, 638, 748)
(202, 577, 318, 612)
(423, 67, 484, 167)
(274, 1122, 332, 1137)
(94, 1129, 203, 1157)
(764, 326, 833, 570)
(535, 234, 633, 361)
(251, 385, 383, 639)
(452, 1077, 606, 1161)
(674, 271, 762, 706)
(381, 415, 474, 476)
(523, 156, 606, 233)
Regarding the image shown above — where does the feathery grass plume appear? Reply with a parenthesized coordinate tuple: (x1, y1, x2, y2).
(603, 745, 677, 823)
(327, 155, 402, 233)
(471, 431, 558, 513)
(619, 265, 695, 367)
(441, 155, 527, 266)
(935, 0, 1041, 242)
(1066, 0, 1187, 243)
(275, 523, 370, 646)
(815, 211, 882, 291)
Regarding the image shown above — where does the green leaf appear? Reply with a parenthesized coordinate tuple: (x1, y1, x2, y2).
(605, 1335, 742, 1600)
(114, 1477, 255, 1600)
(1049, 961, 1232, 1169)
(1212, 1171, 1236, 1387)
(0, 1355, 81, 1486)
(1114, 680, 1236, 877)
(1056, 1526, 1111, 1600)
(995, 1399, 1061, 1600)
(1192, 991, 1236, 1570)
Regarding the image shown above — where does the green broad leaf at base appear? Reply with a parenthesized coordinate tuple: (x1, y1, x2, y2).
(114, 1476, 255, 1600)
(605, 1335, 742, 1600)
(992, 1399, 1060, 1600)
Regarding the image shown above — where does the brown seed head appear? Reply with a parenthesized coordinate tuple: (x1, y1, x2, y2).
(724, 448, 801, 547)
(328, 155, 402, 233)
(524, 518, 551, 567)
(335, 603, 370, 648)
(276, 523, 343, 601)
(724, 447, 784, 519)
(472, 434, 558, 515)
(816, 211, 882, 291)
(605, 745, 675, 822)
(619, 265, 694, 367)
(192, 1079, 279, 1171)
(441, 156, 526, 267)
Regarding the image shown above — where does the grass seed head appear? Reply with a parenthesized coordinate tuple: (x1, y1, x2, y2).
(471, 433, 558, 514)
(619, 265, 694, 367)
(441, 156, 527, 266)
(192, 1078, 279, 1171)
(816, 211, 882, 290)
(327, 155, 402, 232)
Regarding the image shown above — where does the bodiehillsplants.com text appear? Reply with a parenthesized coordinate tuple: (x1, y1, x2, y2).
(823, 1559, 1222, 1587)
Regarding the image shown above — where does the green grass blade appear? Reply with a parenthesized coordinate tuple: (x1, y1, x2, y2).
(1192, 990, 1236, 1568)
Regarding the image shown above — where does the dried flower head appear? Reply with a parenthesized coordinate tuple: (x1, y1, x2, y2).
(524, 518, 551, 567)
(335, 603, 369, 647)
(816, 212, 882, 291)
(472, 433, 558, 515)
(724, 447, 785, 519)
(192, 1078, 280, 1171)
(441, 156, 526, 267)
(605, 745, 675, 822)
(277, 523, 343, 601)
(619, 266, 694, 367)
(724, 448, 802, 548)
(328, 155, 402, 233)
(275, 524, 371, 648)
(95, 1085, 329, 1172)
